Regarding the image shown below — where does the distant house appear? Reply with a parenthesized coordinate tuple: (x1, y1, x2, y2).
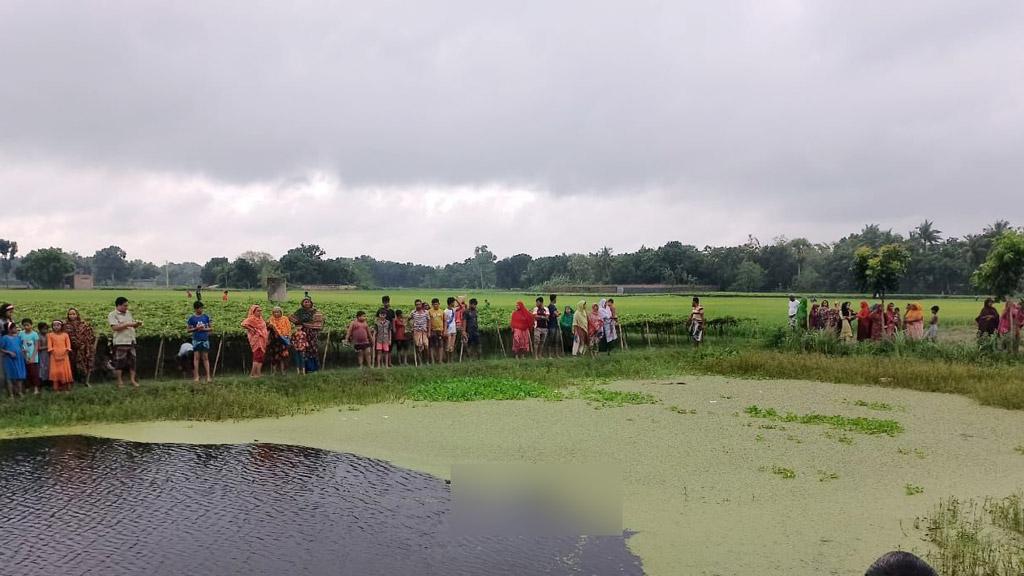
(72, 274, 94, 290)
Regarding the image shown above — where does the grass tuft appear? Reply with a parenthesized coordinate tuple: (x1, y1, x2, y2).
(408, 377, 560, 402)
(905, 483, 925, 496)
(918, 494, 1024, 576)
(745, 405, 903, 436)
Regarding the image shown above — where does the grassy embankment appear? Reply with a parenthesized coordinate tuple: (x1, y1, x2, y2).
(3, 343, 1024, 431)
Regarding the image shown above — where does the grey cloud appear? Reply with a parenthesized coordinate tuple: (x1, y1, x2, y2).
(1, 1, 1022, 241)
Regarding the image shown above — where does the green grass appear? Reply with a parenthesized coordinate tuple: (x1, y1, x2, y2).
(918, 495, 1024, 576)
(4, 344, 1024, 431)
(851, 399, 900, 411)
(905, 483, 925, 496)
(407, 377, 561, 402)
(744, 405, 904, 436)
(759, 465, 796, 479)
(817, 470, 839, 482)
(570, 385, 657, 407)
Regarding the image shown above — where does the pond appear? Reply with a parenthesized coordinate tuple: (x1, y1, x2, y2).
(0, 436, 643, 576)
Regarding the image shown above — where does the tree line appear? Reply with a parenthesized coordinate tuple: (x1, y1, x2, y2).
(2, 220, 1017, 294)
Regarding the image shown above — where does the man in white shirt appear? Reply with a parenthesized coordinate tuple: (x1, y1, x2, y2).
(108, 296, 143, 388)
(788, 295, 799, 329)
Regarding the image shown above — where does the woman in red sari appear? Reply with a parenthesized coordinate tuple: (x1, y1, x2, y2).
(856, 301, 871, 341)
(510, 301, 534, 359)
(869, 304, 884, 341)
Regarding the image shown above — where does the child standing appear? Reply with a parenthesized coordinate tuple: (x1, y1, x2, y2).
(927, 306, 940, 341)
(689, 297, 705, 346)
(373, 309, 392, 368)
(428, 298, 445, 364)
(464, 298, 481, 360)
(291, 326, 309, 375)
(187, 301, 213, 383)
(532, 297, 549, 359)
(36, 322, 51, 389)
(48, 320, 74, 391)
(410, 300, 430, 364)
(444, 297, 457, 362)
(346, 311, 373, 369)
(392, 310, 408, 365)
(2, 323, 26, 397)
(19, 319, 41, 395)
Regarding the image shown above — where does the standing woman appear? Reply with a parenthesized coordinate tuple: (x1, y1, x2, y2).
(267, 306, 292, 375)
(904, 303, 925, 340)
(809, 299, 820, 330)
(290, 297, 324, 373)
(240, 305, 269, 378)
(588, 303, 602, 356)
(65, 308, 96, 385)
(869, 304, 884, 341)
(856, 301, 871, 341)
(598, 299, 617, 354)
(884, 303, 898, 338)
(560, 305, 575, 355)
(572, 300, 589, 356)
(48, 320, 74, 392)
(510, 301, 534, 359)
(976, 298, 1000, 338)
(839, 302, 855, 342)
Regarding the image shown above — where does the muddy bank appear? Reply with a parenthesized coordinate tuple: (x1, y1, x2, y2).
(7, 375, 1024, 575)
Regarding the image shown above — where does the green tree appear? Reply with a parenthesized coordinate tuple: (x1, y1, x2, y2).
(729, 260, 766, 292)
(201, 257, 230, 285)
(911, 220, 942, 248)
(92, 245, 130, 284)
(280, 244, 327, 284)
(230, 258, 260, 288)
(495, 254, 533, 288)
(971, 230, 1024, 298)
(853, 244, 911, 300)
(15, 248, 74, 288)
(0, 239, 17, 287)
(472, 245, 497, 289)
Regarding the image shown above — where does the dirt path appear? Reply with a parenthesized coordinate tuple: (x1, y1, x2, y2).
(7, 375, 1024, 575)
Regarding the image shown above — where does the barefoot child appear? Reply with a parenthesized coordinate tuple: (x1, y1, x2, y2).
(410, 300, 430, 364)
(1, 323, 26, 397)
(48, 320, 74, 391)
(186, 301, 213, 382)
(36, 322, 51, 390)
(927, 305, 940, 341)
(428, 298, 444, 364)
(19, 319, 41, 394)
(372, 309, 392, 368)
(346, 311, 373, 368)
(392, 310, 408, 365)
(444, 297, 457, 362)
(688, 297, 705, 346)
(464, 298, 481, 360)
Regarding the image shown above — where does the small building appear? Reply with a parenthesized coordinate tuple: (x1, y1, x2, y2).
(72, 274, 94, 290)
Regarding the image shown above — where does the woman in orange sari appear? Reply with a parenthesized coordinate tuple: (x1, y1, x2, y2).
(904, 303, 925, 340)
(510, 301, 534, 359)
(47, 320, 74, 392)
(240, 305, 269, 378)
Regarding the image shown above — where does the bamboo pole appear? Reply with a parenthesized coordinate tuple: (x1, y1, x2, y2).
(459, 333, 465, 363)
(495, 326, 507, 358)
(85, 335, 100, 387)
(321, 330, 332, 369)
(154, 338, 165, 379)
(645, 322, 653, 348)
(212, 337, 224, 377)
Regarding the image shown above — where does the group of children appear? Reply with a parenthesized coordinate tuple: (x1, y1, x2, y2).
(1, 313, 74, 398)
(343, 295, 486, 368)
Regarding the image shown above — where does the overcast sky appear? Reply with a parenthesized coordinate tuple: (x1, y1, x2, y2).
(2, 1, 1021, 265)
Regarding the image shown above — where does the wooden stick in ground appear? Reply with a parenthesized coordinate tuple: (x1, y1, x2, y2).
(645, 322, 653, 348)
(154, 338, 165, 380)
(459, 334, 465, 363)
(85, 335, 100, 387)
(495, 325, 507, 358)
(321, 330, 332, 369)
(212, 337, 224, 378)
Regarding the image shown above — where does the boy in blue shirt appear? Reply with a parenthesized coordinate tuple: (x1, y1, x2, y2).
(186, 301, 213, 382)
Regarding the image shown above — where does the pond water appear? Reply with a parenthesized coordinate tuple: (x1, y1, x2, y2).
(0, 436, 643, 576)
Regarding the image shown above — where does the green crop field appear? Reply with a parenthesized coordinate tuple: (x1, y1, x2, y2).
(0, 288, 988, 338)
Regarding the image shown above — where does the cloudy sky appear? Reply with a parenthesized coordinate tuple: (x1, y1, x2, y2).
(2, 1, 1021, 265)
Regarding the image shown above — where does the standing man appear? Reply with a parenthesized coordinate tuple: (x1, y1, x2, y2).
(547, 294, 560, 356)
(787, 294, 799, 329)
(108, 296, 142, 388)
(380, 295, 395, 364)
(688, 297, 704, 346)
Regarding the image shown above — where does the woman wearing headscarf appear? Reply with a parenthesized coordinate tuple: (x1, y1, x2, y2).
(839, 302, 855, 342)
(572, 300, 589, 356)
(290, 297, 324, 373)
(856, 301, 871, 341)
(241, 305, 269, 378)
(598, 299, 617, 354)
(809, 299, 820, 330)
(884, 303, 898, 339)
(0, 303, 11, 385)
(904, 303, 925, 341)
(796, 298, 808, 330)
(47, 319, 74, 392)
(65, 307, 96, 385)
(817, 299, 831, 330)
(510, 301, 534, 359)
(560, 305, 575, 355)
(869, 304, 884, 341)
(587, 303, 602, 355)
(976, 298, 1000, 338)
(266, 306, 292, 375)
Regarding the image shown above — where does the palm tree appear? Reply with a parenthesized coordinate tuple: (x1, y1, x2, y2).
(962, 234, 989, 270)
(984, 220, 1012, 237)
(912, 220, 942, 247)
